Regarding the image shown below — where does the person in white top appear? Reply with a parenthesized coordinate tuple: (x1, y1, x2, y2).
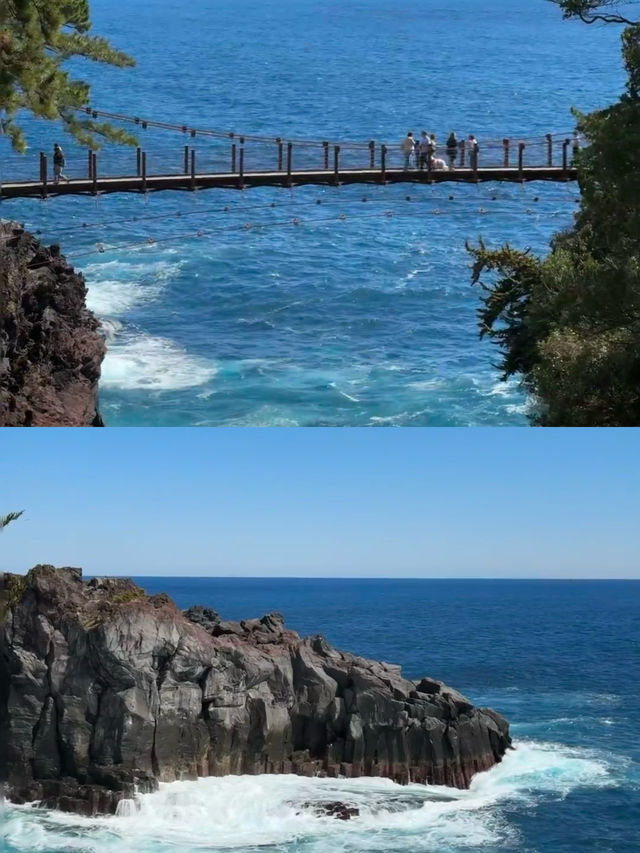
(468, 134, 479, 167)
(401, 132, 415, 170)
(572, 130, 583, 164)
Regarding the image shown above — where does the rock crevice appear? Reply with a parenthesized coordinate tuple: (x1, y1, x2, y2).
(0, 567, 511, 815)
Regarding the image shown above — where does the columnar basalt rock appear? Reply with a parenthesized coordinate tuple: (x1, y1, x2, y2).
(0, 222, 105, 426)
(0, 567, 511, 816)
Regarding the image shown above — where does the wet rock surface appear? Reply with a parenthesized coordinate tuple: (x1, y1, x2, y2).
(299, 800, 360, 820)
(0, 221, 105, 426)
(0, 567, 511, 815)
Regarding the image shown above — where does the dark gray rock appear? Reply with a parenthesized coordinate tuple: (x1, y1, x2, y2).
(299, 800, 360, 820)
(0, 222, 105, 426)
(0, 566, 511, 816)
(184, 605, 220, 632)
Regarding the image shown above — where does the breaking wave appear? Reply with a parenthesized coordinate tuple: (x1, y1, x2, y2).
(100, 332, 217, 391)
(0, 740, 615, 853)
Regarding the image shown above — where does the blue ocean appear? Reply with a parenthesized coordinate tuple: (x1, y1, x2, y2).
(0, 0, 626, 424)
(1, 578, 638, 853)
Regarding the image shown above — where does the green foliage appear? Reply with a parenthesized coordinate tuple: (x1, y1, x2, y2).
(0, 0, 136, 151)
(109, 588, 144, 605)
(470, 14, 640, 425)
(0, 573, 26, 622)
(0, 510, 23, 530)
(4, 573, 26, 606)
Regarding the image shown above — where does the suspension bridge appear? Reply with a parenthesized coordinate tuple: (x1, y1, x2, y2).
(0, 107, 579, 200)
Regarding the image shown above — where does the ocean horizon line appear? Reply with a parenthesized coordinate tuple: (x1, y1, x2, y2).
(102, 574, 640, 582)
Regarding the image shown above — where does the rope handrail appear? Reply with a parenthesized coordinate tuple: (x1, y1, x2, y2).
(75, 106, 577, 151)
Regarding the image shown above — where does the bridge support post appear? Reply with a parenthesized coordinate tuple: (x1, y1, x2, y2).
(136, 147, 142, 177)
(333, 145, 340, 185)
(190, 150, 196, 191)
(380, 144, 387, 183)
(91, 153, 98, 195)
(323, 141, 329, 170)
(546, 133, 553, 167)
(231, 143, 237, 173)
(518, 143, 525, 181)
(369, 140, 375, 169)
(88, 150, 93, 179)
(472, 147, 478, 181)
(287, 142, 293, 187)
(277, 138, 283, 171)
(141, 152, 147, 193)
(184, 145, 190, 175)
(459, 139, 466, 168)
(503, 138, 509, 168)
(39, 152, 48, 199)
(238, 137, 245, 189)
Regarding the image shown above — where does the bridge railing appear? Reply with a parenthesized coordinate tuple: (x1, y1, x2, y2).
(0, 128, 576, 188)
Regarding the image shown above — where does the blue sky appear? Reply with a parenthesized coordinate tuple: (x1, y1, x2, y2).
(1, 429, 638, 578)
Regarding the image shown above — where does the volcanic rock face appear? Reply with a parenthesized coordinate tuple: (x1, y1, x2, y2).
(0, 221, 105, 426)
(0, 567, 511, 816)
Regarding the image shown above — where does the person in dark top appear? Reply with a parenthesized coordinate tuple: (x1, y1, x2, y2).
(446, 132, 458, 169)
(53, 144, 68, 184)
(418, 131, 430, 169)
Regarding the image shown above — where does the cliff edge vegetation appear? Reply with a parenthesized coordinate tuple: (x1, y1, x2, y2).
(470, 1, 640, 425)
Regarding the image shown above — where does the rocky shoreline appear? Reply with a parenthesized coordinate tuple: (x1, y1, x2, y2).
(0, 222, 105, 426)
(0, 566, 511, 816)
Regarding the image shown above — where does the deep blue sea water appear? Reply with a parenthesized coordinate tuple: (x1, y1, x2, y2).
(0, 0, 627, 424)
(2, 578, 639, 852)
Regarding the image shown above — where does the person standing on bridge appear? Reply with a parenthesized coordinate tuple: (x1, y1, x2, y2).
(53, 144, 69, 184)
(571, 130, 583, 165)
(401, 132, 415, 170)
(418, 131, 430, 170)
(468, 134, 479, 169)
(446, 132, 458, 169)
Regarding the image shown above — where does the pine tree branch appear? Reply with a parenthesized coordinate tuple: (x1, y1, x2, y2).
(578, 11, 636, 24)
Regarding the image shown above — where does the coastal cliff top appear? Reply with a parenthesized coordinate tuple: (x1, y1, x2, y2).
(0, 564, 478, 705)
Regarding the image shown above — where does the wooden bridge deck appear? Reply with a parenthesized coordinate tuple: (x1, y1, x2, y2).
(0, 166, 578, 199)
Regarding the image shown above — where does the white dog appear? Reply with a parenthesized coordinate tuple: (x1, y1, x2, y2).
(432, 157, 448, 170)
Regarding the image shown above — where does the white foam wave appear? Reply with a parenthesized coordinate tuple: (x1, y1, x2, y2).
(81, 259, 182, 318)
(86, 279, 161, 316)
(328, 382, 361, 403)
(406, 379, 445, 391)
(0, 740, 614, 853)
(101, 334, 217, 391)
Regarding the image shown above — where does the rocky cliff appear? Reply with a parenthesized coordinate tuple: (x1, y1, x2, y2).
(0, 222, 105, 426)
(0, 566, 511, 816)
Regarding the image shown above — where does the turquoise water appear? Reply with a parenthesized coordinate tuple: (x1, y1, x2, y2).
(1, 578, 638, 852)
(0, 0, 625, 424)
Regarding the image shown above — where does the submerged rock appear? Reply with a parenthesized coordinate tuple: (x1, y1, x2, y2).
(299, 800, 360, 820)
(0, 221, 105, 426)
(0, 566, 511, 816)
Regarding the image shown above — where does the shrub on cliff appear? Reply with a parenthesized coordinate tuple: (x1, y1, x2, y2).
(0, 0, 135, 151)
(469, 2, 640, 425)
